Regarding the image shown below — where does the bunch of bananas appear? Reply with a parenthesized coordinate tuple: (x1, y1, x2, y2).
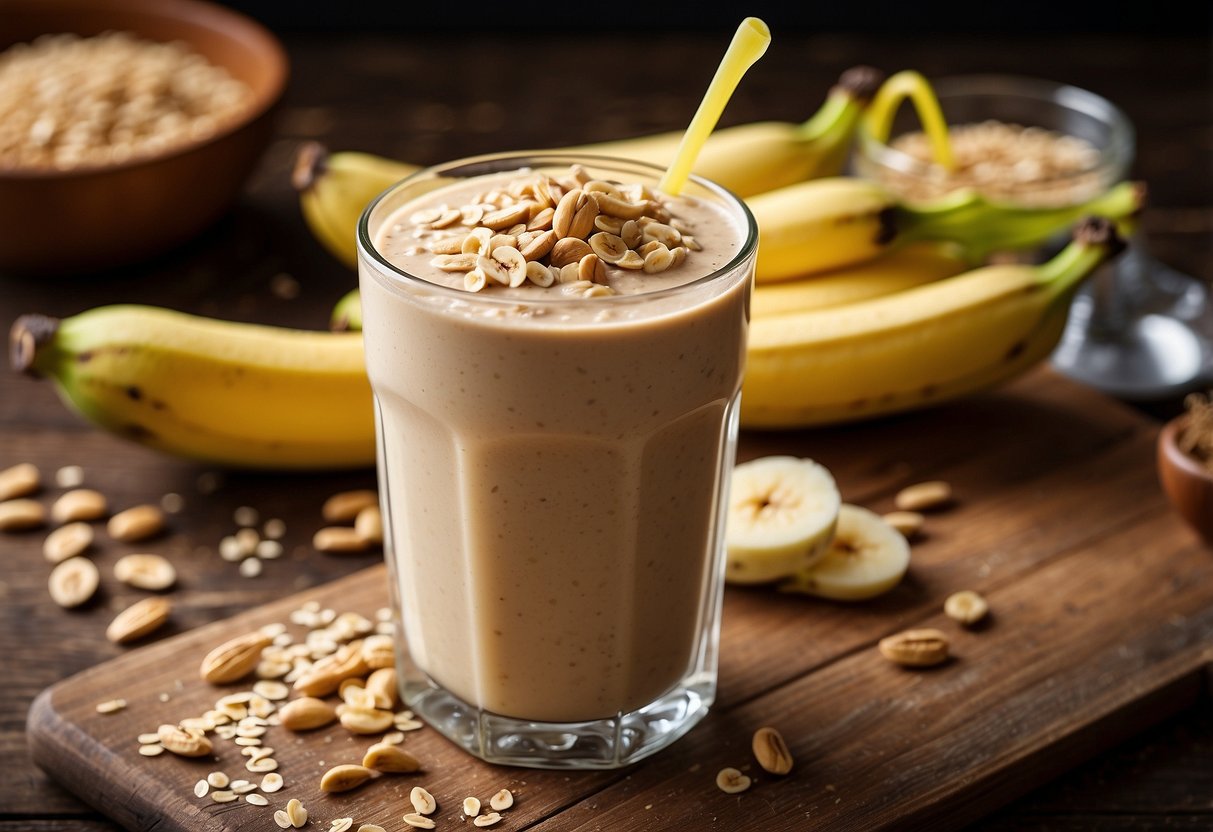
(10, 67, 1140, 469)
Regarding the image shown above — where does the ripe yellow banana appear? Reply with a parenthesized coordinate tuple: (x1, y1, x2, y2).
(295, 66, 884, 268)
(751, 243, 968, 317)
(740, 218, 1125, 428)
(749, 177, 1144, 283)
(330, 241, 968, 331)
(11, 307, 374, 469)
(10, 222, 1122, 469)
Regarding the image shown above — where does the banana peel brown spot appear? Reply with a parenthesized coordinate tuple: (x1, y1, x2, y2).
(875, 206, 898, 245)
(125, 386, 142, 401)
(921, 384, 939, 398)
(1005, 340, 1027, 361)
(123, 424, 155, 440)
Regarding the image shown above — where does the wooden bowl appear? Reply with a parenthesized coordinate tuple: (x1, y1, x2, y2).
(0, 0, 288, 273)
(1157, 415, 1213, 547)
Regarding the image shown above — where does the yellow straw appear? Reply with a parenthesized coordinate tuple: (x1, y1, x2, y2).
(864, 70, 955, 170)
(657, 17, 771, 195)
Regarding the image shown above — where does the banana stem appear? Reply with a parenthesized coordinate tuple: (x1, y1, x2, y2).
(1035, 217, 1126, 294)
(9, 314, 60, 377)
(900, 181, 1145, 259)
(864, 70, 955, 170)
(797, 65, 886, 141)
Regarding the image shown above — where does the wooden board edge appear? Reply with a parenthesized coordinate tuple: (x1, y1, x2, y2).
(27, 686, 219, 832)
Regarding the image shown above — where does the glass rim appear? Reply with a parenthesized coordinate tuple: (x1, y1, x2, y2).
(856, 73, 1136, 185)
(356, 152, 759, 308)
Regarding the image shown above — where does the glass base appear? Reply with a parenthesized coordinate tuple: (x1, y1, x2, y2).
(402, 674, 714, 769)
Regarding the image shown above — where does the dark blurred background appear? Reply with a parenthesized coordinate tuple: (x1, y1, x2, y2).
(223, 0, 1210, 33)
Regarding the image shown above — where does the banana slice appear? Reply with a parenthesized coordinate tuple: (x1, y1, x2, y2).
(780, 504, 910, 600)
(725, 456, 840, 584)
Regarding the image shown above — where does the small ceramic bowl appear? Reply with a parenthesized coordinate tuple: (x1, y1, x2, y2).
(1157, 415, 1213, 547)
(0, 0, 288, 273)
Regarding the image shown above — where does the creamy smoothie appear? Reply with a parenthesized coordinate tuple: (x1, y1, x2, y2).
(358, 157, 755, 746)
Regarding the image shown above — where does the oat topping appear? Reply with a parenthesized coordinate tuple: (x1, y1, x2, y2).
(0, 31, 253, 171)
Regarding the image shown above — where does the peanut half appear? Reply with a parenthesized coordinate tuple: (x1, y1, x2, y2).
(878, 628, 950, 667)
(200, 632, 272, 684)
(751, 726, 794, 775)
(106, 596, 171, 644)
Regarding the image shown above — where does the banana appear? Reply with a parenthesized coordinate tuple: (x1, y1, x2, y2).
(295, 67, 884, 268)
(752, 243, 969, 317)
(294, 142, 420, 269)
(780, 504, 910, 600)
(10, 306, 374, 469)
(749, 177, 1143, 283)
(10, 224, 1123, 471)
(329, 242, 966, 332)
(724, 456, 840, 585)
(741, 217, 1125, 428)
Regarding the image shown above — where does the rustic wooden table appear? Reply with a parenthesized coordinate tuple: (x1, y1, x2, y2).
(1, 31, 1209, 831)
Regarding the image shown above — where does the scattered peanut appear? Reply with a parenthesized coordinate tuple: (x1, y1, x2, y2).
(894, 481, 952, 512)
(879, 628, 951, 667)
(107, 504, 165, 542)
(48, 557, 99, 607)
(944, 590, 990, 625)
(0, 498, 46, 531)
(52, 488, 107, 523)
(106, 596, 171, 643)
(751, 726, 794, 775)
(42, 521, 93, 563)
(320, 764, 374, 793)
(0, 463, 40, 501)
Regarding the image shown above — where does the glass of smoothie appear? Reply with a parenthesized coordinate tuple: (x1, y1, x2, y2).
(357, 153, 757, 769)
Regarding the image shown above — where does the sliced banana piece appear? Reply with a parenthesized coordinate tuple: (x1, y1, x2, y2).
(725, 456, 840, 585)
(781, 503, 910, 600)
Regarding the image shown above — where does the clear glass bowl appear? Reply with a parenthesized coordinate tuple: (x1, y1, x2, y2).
(854, 74, 1135, 208)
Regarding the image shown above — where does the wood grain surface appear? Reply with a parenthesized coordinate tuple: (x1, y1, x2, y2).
(2, 28, 1210, 832)
(23, 369, 1213, 831)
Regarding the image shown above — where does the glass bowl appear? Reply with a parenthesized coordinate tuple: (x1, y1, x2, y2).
(854, 74, 1135, 208)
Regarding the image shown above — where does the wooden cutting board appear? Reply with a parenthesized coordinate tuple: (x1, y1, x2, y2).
(26, 371, 1213, 832)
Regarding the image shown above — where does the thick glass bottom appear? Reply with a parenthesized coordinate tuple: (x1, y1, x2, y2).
(401, 673, 715, 769)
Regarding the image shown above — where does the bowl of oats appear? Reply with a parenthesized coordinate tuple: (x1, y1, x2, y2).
(0, 0, 287, 273)
(855, 74, 1134, 209)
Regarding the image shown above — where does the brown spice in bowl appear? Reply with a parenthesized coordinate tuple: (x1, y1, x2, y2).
(1177, 392, 1213, 473)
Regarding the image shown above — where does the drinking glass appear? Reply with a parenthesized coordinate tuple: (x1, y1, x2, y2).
(357, 154, 757, 768)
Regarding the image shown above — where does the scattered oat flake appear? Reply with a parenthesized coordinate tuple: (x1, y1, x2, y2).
(194, 780, 209, 798)
(160, 492, 185, 513)
(139, 744, 164, 756)
(261, 772, 284, 792)
(274, 810, 292, 829)
(264, 518, 287, 539)
(240, 556, 263, 578)
(357, 826, 387, 832)
(402, 814, 436, 830)
(381, 730, 405, 745)
(137, 732, 160, 744)
(211, 790, 237, 803)
(246, 793, 269, 806)
(463, 797, 481, 817)
(474, 813, 503, 828)
(489, 789, 514, 811)
(96, 698, 126, 714)
(330, 819, 353, 832)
